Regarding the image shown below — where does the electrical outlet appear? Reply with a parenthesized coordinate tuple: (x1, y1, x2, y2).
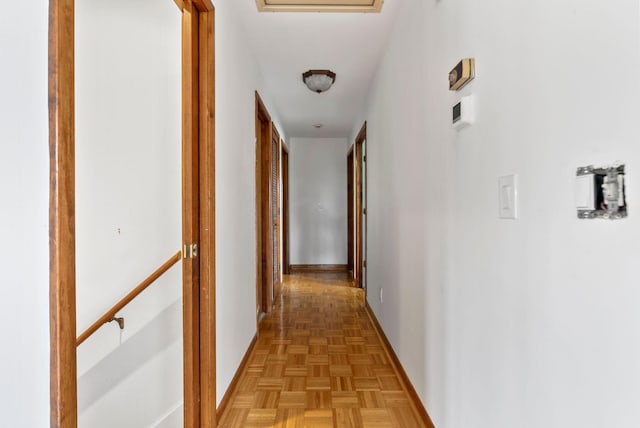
(379, 288, 383, 303)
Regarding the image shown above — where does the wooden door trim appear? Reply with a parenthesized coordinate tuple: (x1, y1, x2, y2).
(281, 144, 290, 275)
(255, 92, 267, 318)
(347, 150, 353, 275)
(181, 4, 201, 425)
(354, 122, 366, 289)
(271, 128, 281, 301)
(255, 92, 276, 320)
(49, 0, 77, 425)
(48, 0, 215, 426)
(196, 4, 216, 426)
(181, 0, 216, 426)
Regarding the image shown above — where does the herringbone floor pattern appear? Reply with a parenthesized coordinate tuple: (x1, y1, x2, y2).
(217, 273, 426, 427)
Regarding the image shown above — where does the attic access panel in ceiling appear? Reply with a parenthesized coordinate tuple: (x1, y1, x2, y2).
(256, 0, 383, 13)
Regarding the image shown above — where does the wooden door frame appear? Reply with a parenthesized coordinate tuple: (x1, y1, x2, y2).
(282, 143, 290, 275)
(271, 129, 281, 300)
(347, 147, 355, 276)
(48, 0, 215, 426)
(255, 92, 274, 318)
(181, 1, 216, 426)
(354, 122, 367, 289)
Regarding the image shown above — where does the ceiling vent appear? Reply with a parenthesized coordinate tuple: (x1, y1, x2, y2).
(256, 0, 383, 13)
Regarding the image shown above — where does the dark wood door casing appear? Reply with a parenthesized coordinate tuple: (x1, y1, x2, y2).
(181, 1, 216, 426)
(354, 122, 366, 289)
(255, 92, 279, 317)
(282, 145, 290, 275)
(347, 148, 355, 275)
(271, 129, 281, 300)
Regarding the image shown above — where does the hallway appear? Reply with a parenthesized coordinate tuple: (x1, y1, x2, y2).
(217, 274, 430, 427)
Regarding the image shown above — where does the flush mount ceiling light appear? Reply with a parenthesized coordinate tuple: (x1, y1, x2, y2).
(256, 0, 383, 13)
(303, 70, 336, 93)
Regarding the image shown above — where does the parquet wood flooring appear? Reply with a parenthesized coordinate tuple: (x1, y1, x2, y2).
(217, 274, 428, 427)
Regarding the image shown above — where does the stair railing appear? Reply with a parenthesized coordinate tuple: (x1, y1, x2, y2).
(76, 250, 182, 346)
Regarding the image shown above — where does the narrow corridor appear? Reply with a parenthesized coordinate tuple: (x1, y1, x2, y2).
(217, 273, 428, 427)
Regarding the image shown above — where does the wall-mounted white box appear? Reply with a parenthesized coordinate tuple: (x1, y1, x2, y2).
(453, 95, 475, 130)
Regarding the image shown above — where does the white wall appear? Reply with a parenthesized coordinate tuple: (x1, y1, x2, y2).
(289, 138, 348, 265)
(214, 0, 286, 406)
(360, 0, 640, 427)
(75, 0, 183, 425)
(0, 1, 49, 425)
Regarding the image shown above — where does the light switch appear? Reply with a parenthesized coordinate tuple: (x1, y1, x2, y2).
(499, 174, 518, 219)
(575, 173, 595, 210)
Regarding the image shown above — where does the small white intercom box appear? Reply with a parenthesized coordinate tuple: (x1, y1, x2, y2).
(453, 95, 474, 130)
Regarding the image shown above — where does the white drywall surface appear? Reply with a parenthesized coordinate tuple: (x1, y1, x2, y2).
(359, 0, 640, 427)
(214, 0, 286, 406)
(75, 0, 183, 424)
(289, 138, 348, 265)
(0, 0, 50, 425)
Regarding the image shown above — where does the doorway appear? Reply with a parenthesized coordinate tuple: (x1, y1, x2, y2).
(48, 0, 215, 426)
(255, 92, 280, 318)
(282, 143, 290, 275)
(349, 122, 367, 289)
(347, 148, 355, 276)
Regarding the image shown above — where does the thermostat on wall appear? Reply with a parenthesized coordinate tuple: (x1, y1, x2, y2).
(453, 95, 474, 130)
(449, 58, 475, 91)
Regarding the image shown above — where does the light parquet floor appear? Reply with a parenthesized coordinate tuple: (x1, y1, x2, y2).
(217, 273, 427, 428)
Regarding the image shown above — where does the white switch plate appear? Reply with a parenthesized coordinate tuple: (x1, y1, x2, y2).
(499, 174, 518, 219)
(575, 174, 595, 210)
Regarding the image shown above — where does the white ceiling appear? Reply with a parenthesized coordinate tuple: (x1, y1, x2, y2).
(226, 1, 400, 139)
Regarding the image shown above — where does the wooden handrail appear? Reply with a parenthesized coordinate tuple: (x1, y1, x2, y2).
(76, 250, 182, 346)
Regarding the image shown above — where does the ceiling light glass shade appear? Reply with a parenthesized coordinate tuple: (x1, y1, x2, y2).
(302, 70, 336, 93)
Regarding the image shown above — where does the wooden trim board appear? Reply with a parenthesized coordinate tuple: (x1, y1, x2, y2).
(289, 264, 349, 273)
(347, 147, 354, 274)
(255, 91, 277, 319)
(216, 334, 258, 420)
(196, 3, 216, 426)
(364, 302, 435, 428)
(354, 122, 366, 289)
(281, 145, 290, 275)
(182, 1, 216, 426)
(49, 0, 78, 425)
(181, 3, 202, 425)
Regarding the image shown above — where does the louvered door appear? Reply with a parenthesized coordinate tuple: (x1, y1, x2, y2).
(271, 130, 280, 296)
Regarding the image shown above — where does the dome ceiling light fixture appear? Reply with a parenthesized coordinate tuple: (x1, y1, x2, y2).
(302, 70, 336, 93)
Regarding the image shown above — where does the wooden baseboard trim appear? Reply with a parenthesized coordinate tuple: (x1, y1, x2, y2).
(364, 303, 436, 428)
(289, 264, 349, 273)
(216, 334, 258, 420)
